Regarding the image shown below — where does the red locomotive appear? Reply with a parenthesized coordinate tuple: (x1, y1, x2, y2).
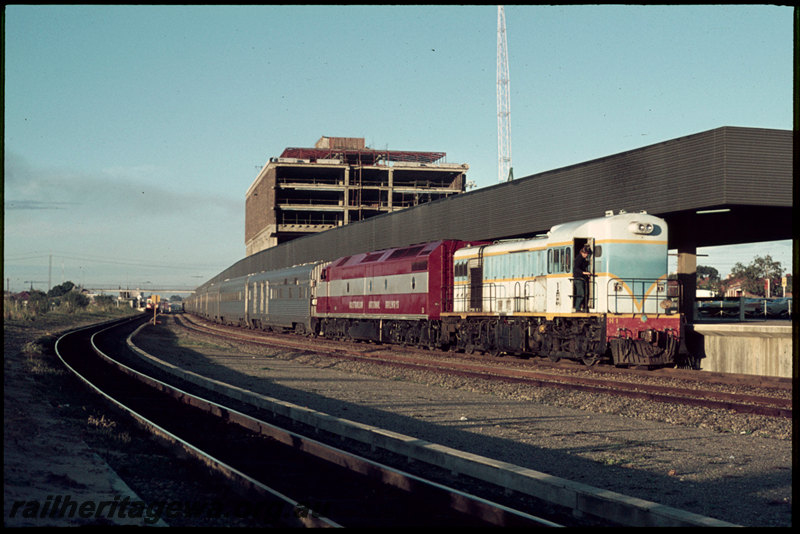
(313, 240, 487, 346)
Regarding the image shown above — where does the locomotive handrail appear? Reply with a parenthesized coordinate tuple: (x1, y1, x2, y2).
(606, 278, 680, 315)
(521, 278, 547, 314)
(513, 281, 525, 313)
(568, 277, 596, 312)
(450, 283, 502, 313)
(478, 283, 501, 313)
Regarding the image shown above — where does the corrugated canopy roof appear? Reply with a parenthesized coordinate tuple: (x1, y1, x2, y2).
(206, 127, 791, 290)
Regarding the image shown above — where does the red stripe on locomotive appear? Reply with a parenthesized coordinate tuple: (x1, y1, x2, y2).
(606, 314, 681, 342)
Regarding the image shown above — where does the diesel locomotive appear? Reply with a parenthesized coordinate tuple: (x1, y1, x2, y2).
(185, 211, 685, 368)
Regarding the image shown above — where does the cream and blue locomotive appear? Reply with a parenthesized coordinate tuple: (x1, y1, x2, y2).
(443, 211, 682, 366)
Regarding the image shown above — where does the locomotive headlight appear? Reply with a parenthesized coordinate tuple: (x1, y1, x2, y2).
(629, 221, 654, 235)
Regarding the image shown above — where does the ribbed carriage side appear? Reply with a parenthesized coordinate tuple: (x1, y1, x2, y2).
(218, 277, 247, 326)
(247, 263, 317, 334)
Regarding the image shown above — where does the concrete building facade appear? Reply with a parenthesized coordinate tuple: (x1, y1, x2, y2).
(245, 136, 468, 256)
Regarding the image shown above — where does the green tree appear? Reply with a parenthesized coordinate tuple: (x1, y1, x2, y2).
(729, 255, 784, 297)
(48, 281, 76, 298)
(696, 265, 721, 294)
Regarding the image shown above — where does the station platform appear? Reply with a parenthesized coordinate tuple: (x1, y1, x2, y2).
(690, 320, 793, 378)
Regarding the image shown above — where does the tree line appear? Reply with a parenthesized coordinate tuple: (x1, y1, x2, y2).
(6, 281, 115, 319)
(697, 255, 791, 297)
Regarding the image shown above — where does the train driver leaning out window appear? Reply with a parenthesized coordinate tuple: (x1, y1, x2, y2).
(573, 244, 593, 312)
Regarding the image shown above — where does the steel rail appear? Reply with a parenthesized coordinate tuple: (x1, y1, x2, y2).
(54, 318, 342, 528)
(55, 317, 558, 527)
(179, 315, 791, 419)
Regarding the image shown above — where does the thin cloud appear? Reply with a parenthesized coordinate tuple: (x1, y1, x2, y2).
(5, 200, 80, 210)
(4, 151, 241, 218)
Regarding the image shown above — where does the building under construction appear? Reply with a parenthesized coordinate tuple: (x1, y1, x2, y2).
(245, 136, 469, 256)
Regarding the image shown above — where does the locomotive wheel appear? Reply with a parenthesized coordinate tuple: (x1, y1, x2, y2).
(581, 354, 600, 366)
(419, 327, 432, 350)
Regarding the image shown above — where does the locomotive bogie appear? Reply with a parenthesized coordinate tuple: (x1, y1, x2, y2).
(440, 314, 607, 363)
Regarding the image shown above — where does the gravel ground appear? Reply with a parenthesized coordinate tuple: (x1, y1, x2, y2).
(4, 312, 792, 527)
(129, 315, 792, 527)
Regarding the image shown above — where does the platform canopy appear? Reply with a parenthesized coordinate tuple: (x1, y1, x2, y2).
(206, 126, 792, 287)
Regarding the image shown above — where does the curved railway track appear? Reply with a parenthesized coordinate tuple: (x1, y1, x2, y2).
(179, 314, 791, 420)
(53, 314, 558, 527)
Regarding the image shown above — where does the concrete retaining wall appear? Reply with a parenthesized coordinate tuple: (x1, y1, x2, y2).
(692, 322, 793, 378)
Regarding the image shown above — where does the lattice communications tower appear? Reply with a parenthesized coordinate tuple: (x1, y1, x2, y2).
(497, 5, 513, 182)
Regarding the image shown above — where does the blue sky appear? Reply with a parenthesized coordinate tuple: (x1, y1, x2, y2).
(3, 5, 793, 294)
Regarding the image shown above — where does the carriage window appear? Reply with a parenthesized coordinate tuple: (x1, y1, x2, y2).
(411, 277, 416, 290)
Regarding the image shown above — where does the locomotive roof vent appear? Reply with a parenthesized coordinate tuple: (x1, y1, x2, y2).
(606, 209, 648, 217)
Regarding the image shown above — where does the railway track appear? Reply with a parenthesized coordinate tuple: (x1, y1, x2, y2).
(53, 314, 559, 527)
(179, 314, 791, 420)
